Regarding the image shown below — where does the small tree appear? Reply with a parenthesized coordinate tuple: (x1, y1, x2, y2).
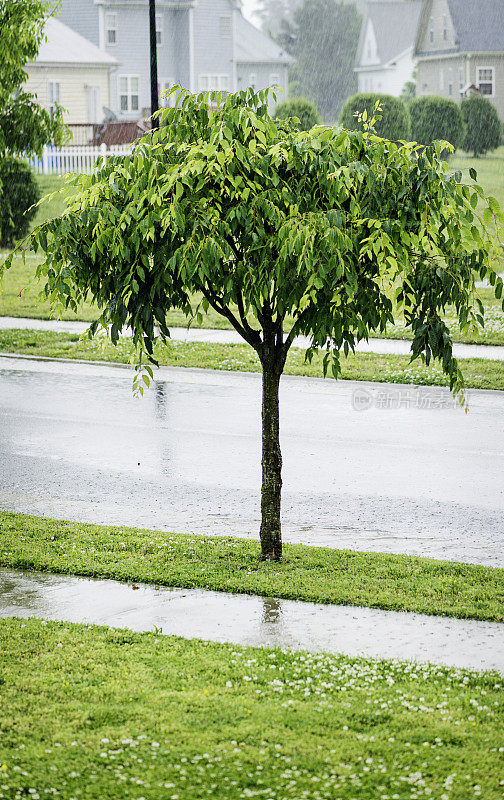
(274, 97, 321, 130)
(5, 89, 502, 560)
(0, 157, 40, 247)
(0, 0, 65, 158)
(340, 93, 411, 141)
(461, 95, 502, 158)
(410, 95, 464, 150)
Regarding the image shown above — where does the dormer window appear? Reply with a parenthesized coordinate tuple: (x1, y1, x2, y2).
(429, 16, 434, 44)
(443, 15, 447, 41)
(106, 12, 117, 45)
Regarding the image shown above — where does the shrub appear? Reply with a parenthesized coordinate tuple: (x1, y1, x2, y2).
(274, 98, 321, 131)
(409, 95, 464, 151)
(339, 93, 411, 140)
(0, 157, 39, 247)
(461, 95, 501, 157)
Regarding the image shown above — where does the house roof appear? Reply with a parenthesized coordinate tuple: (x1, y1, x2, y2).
(31, 17, 118, 66)
(356, 1, 422, 67)
(446, 0, 504, 52)
(235, 12, 294, 64)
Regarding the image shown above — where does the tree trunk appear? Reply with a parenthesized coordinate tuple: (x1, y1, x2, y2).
(259, 352, 283, 560)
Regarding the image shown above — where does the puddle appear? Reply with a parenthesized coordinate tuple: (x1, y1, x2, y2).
(1, 568, 503, 673)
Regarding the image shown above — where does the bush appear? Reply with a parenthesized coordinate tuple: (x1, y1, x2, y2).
(274, 98, 321, 131)
(409, 95, 464, 151)
(0, 157, 40, 247)
(339, 93, 411, 140)
(461, 95, 502, 157)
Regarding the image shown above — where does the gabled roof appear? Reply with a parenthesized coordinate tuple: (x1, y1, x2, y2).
(446, 0, 504, 52)
(31, 17, 118, 66)
(356, 1, 422, 67)
(235, 12, 294, 64)
(415, 0, 504, 55)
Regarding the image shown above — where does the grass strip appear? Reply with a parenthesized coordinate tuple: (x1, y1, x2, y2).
(1, 510, 503, 622)
(1, 328, 504, 389)
(2, 253, 504, 344)
(0, 616, 503, 799)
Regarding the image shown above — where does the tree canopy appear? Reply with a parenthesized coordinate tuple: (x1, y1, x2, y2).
(0, 0, 64, 156)
(284, 0, 361, 122)
(5, 89, 503, 558)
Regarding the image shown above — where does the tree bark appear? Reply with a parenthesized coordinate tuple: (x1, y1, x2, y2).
(259, 348, 283, 560)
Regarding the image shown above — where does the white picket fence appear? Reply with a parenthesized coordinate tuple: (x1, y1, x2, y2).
(29, 143, 132, 175)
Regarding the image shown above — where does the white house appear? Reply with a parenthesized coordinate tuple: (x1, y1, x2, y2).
(355, 1, 422, 96)
(56, 0, 292, 120)
(24, 16, 118, 125)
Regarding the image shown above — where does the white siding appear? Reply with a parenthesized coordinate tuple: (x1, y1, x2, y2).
(24, 65, 111, 124)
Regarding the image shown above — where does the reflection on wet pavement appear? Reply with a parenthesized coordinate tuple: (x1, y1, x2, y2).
(1, 357, 504, 566)
(1, 568, 503, 673)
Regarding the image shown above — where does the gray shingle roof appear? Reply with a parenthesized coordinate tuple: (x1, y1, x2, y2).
(446, 0, 504, 52)
(235, 13, 294, 64)
(31, 17, 118, 65)
(356, 1, 422, 67)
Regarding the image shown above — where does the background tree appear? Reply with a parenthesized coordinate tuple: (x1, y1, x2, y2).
(0, 0, 64, 157)
(5, 89, 502, 560)
(274, 97, 321, 130)
(340, 93, 411, 140)
(284, 0, 362, 122)
(400, 81, 416, 105)
(0, 157, 40, 247)
(461, 95, 502, 158)
(409, 95, 464, 152)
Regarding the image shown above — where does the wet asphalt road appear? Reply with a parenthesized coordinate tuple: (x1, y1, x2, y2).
(1, 356, 503, 566)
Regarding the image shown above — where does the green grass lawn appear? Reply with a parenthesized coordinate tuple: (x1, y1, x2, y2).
(1, 328, 504, 390)
(2, 511, 504, 621)
(1, 154, 504, 342)
(1, 616, 503, 800)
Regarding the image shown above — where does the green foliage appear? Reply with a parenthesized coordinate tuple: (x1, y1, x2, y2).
(400, 80, 416, 104)
(274, 97, 321, 130)
(5, 87, 502, 400)
(0, 157, 40, 247)
(0, 0, 65, 157)
(409, 95, 464, 150)
(339, 93, 411, 141)
(461, 95, 502, 158)
(285, 0, 361, 121)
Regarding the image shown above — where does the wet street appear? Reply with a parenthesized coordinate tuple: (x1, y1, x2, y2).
(1, 355, 504, 566)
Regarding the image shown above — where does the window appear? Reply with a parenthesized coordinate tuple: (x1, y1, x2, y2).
(459, 66, 464, 92)
(443, 14, 447, 41)
(448, 68, 453, 96)
(249, 72, 257, 89)
(429, 16, 434, 43)
(106, 13, 117, 45)
(48, 81, 60, 116)
(158, 78, 175, 107)
(219, 15, 231, 37)
(198, 75, 229, 91)
(119, 75, 139, 112)
(269, 73, 280, 87)
(477, 66, 494, 96)
(156, 14, 163, 45)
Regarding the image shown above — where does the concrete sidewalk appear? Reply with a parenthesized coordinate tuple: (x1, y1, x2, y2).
(1, 315, 504, 361)
(2, 568, 503, 673)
